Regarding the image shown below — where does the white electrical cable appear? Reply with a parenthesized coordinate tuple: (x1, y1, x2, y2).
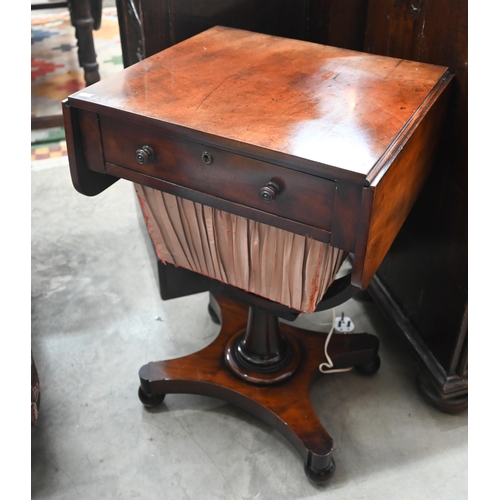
(319, 308, 354, 374)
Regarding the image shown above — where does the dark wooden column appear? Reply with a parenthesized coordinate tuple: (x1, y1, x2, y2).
(68, 0, 102, 85)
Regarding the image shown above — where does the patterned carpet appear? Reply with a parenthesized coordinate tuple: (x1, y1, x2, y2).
(31, 6, 123, 164)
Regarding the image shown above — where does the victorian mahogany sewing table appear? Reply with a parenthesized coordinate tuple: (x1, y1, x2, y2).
(63, 26, 452, 483)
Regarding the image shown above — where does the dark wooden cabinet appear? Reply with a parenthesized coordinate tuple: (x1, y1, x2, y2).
(362, 0, 468, 413)
(114, 0, 467, 413)
(115, 0, 311, 67)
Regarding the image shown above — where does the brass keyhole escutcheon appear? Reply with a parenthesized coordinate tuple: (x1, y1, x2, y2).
(201, 151, 213, 165)
(135, 145, 155, 165)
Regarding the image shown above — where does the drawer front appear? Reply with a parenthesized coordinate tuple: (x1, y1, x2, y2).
(100, 115, 335, 231)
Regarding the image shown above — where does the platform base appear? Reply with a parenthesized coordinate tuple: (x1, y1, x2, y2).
(139, 293, 379, 483)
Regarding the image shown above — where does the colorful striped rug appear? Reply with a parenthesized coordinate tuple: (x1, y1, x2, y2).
(31, 6, 123, 165)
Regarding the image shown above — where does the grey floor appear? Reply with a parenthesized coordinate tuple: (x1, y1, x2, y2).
(31, 154, 468, 499)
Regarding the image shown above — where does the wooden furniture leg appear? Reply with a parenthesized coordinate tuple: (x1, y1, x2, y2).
(68, 0, 101, 86)
(138, 292, 380, 484)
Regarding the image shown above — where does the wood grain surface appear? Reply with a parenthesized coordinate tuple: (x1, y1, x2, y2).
(68, 26, 448, 179)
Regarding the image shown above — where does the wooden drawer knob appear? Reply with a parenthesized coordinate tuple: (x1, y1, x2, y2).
(259, 181, 281, 203)
(135, 145, 155, 165)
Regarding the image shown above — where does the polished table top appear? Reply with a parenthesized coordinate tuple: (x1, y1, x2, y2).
(68, 26, 448, 181)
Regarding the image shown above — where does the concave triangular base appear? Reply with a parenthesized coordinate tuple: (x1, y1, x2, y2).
(139, 293, 379, 483)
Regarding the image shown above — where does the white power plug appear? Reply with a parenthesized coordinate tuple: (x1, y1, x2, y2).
(319, 310, 355, 374)
(334, 312, 355, 333)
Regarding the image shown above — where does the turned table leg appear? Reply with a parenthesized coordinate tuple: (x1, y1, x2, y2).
(68, 0, 101, 86)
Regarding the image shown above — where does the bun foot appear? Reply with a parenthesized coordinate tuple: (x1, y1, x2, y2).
(138, 387, 165, 408)
(355, 354, 381, 376)
(304, 456, 335, 485)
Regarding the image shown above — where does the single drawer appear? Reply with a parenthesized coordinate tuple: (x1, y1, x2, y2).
(100, 115, 336, 231)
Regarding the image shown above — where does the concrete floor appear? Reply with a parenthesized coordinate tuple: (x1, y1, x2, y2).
(31, 155, 468, 499)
